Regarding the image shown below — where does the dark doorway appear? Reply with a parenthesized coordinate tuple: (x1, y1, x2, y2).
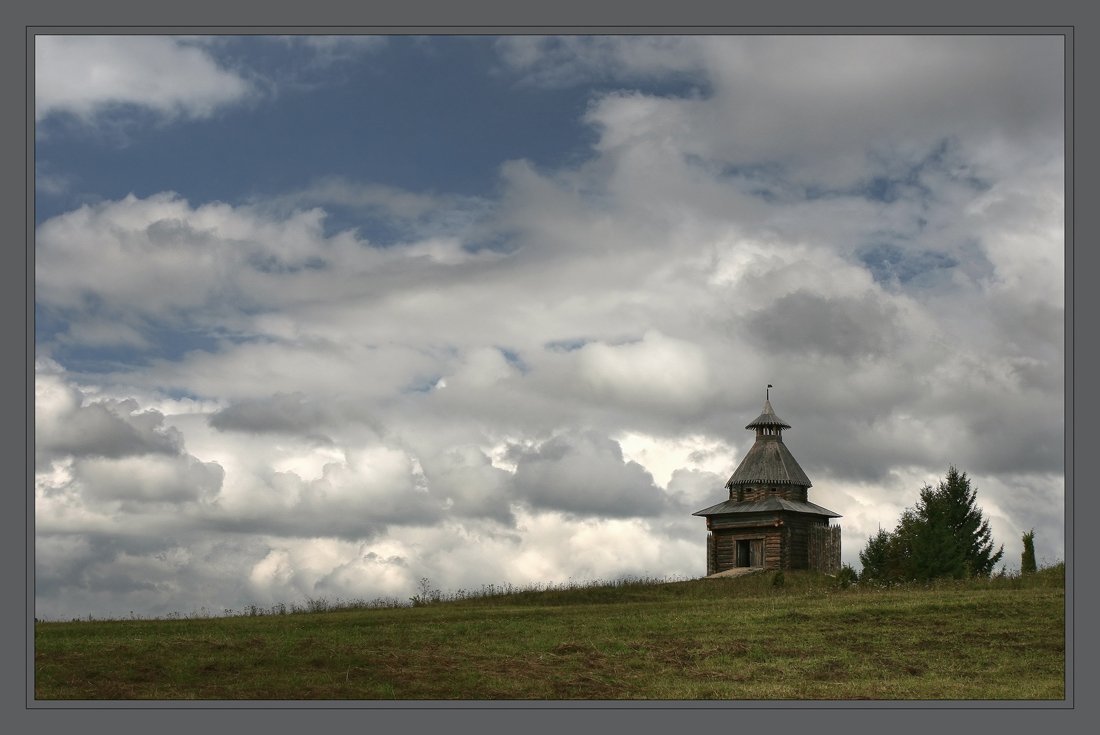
(736, 540, 750, 567)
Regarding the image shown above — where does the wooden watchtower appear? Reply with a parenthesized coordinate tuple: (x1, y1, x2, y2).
(693, 392, 841, 574)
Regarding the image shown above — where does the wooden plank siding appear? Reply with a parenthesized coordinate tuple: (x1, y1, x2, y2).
(708, 512, 781, 531)
(765, 531, 784, 570)
(785, 515, 815, 570)
(713, 532, 736, 571)
(808, 524, 842, 574)
(706, 532, 716, 576)
(732, 485, 809, 503)
(710, 514, 839, 573)
(711, 528, 783, 572)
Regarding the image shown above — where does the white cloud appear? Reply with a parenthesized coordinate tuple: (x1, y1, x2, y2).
(35, 36, 254, 122)
(286, 178, 434, 217)
(554, 36, 1063, 193)
(495, 36, 703, 88)
(616, 431, 736, 490)
(282, 35, 387, 58)
(573, 331, 713, 412)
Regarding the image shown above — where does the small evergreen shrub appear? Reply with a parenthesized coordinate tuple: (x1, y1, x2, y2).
(1021, 529, 1038, 575)
(835, 564, 859, 589)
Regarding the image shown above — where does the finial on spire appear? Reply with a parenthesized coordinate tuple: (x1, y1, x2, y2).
(767, 384, 773, 400)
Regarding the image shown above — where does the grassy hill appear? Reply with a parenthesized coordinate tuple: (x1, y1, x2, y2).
(33, 565, 1065, 700)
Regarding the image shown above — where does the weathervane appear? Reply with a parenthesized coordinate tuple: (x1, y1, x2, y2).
(767, 384, 773, 400)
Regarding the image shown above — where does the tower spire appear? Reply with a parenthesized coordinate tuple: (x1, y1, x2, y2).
(746, 391, 790, 437)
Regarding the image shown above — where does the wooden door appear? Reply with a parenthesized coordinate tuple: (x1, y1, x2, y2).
(749, 539, 764, 567)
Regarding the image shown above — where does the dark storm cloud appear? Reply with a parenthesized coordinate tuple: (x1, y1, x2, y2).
(510, 431, 668, 517)
(209, 392, 333, 435)
(745, 290, 902, 360)
(980, 474, 1064, 562)
(417, 447, 517, 525)
(790, 418, 941, 485)
(204, 509, 390, 543)
(34, 532, 289, 620)
(76, 454, 225, 507)
(948, 403, 1063, 477)
(36, 385, 183, 463)
(48, 401, 182, 457)
(203, 510, 391, 545)
(989, 295, 1064, 357)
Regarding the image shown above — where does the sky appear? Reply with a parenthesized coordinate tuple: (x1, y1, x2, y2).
(33, 34, 1065, 620)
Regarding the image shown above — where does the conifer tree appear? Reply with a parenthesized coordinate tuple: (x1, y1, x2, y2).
(858, 467, 1004, 581)
(859, 528, 907, 583)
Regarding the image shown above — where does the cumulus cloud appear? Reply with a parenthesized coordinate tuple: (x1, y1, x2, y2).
(509, 431, 668, 517)
(579, 36, 1060, 181)
(35, 193, 337, 318)
(35, 361, 227, 545)
(35, 36, 255, 122)
(36, 360, 183, 463)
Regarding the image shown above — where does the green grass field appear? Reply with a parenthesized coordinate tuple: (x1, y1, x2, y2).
(33, 566, 1065, 701)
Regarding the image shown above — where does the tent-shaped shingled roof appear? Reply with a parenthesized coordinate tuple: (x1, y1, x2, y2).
(725, 438, 812, 488)
(745, 398, 791, 430)
(726, 397, 811, 488)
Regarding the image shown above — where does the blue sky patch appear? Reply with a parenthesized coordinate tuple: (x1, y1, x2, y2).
(858, 242, 960, 286)
(544, 338, 589, 352)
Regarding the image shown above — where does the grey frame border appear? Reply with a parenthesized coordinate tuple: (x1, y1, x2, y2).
(7, 0, 1091, 731)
